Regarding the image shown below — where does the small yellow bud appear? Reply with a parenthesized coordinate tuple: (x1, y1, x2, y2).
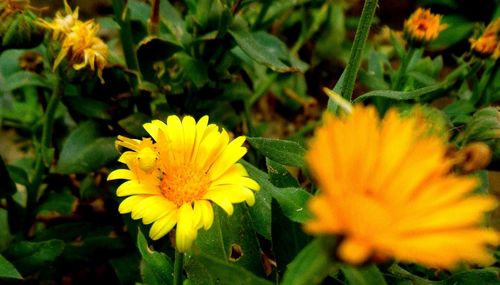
(137, 147, 157, 172)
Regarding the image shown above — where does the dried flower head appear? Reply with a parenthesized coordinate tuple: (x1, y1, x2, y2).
(37, 0, 107, 83)
(53, 20, 108, 83)
(108, 115, 260, 252)
(404, 8, 447, 43)
(305, 105, 499, 269)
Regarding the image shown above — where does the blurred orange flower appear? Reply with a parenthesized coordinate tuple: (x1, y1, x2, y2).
(305, 105, 499, 269)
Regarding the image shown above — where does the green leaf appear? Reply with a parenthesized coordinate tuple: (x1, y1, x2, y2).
(63, 96, 112, 120)
(56, 121, 118, 174)
(110, 254, 141, 285)
(6, 164, 29, 186)
(229, 21, 300, 73)
(159, 0, 187, 43)
(266, 158, 300, 188)
(281, 239, 333, 285)
(4, 239, 65, 276)
(137, 230, 174, 284)
(353, 84, 444, 103)
(340, 264, 388, 285)
(242, 161, 312, 224)
(441, 269, 500, 285)
(118, 112, 151, 137)
(0, 254, 22, 280)
(137, 36, 182, 80)
(271, 199, 311, 280)
(188, 251, 273, 285)
(247, 137, 306, 169)
(186, 205, 263, 283)
(1, 71, 54, 92)
(178, 53, 209, 88)
(0, 209, 12, 252)
(429, 15, 474, 50)
(128, 0, 151, 23)
(36, 191, 78, 219)
(0, 156, 17, 198)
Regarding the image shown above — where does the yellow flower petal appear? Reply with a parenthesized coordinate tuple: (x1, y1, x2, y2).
(150, 210, 178, 240)
(116, 180, 158, 197)
(108, 169, 134, 181)
(208, 136, 247, 180)
(176, 204, 197, 252)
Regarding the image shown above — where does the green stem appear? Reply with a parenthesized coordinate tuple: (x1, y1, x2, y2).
(341, 0, 378, 101)
(27, 77, 64, 235)
(112, 0, 139, 72)
(393, 46, 416, 91)
(388, 264, 437, 285)
(253, 1, 270, 29)
(173, 250, 184, 285)
(475, 60, 499, 105)
(111, 0, 150, 114)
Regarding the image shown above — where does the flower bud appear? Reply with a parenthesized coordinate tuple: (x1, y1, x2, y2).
(403, 8, 447, 45)
(459, 107, 500, 169)
(451, 142, 492, 173)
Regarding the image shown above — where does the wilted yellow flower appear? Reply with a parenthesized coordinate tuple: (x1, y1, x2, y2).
(37, 1, 107, 83)
(108, 115, 260, 252)
(305, 105, 499, 269)
(53, 20, 108, 83)
(470, 18, 500, 59)
(37, 0, 78, 40)
(404, 8, 447, 43)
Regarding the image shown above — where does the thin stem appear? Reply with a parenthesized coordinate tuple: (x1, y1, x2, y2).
(112, 0, 139, 72)
(393, 46, 416, 91)
(148, 0, 160, 35)
(173, 250, 184, 285)
(253, 1, 270, 29)
(27, 77, 64, 235)
(475, 60, 499, 105)
(388, 264, 437, 285)
(243, 100, 256, 138)
(111, 0, 150, 114)
(340, 0, 378, 101)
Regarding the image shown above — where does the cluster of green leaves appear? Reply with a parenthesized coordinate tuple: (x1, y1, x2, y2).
(0, 0, 499, 284)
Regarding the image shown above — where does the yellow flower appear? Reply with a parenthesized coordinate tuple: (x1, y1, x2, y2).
(53, 20, 108, 83)
(470, 18, 500, 59)
(108, 115, 260, 252)
(304, 105, 499, 269)
(404, 8, 447, 43)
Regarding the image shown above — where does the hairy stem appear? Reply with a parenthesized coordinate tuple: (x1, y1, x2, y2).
(340, 0, 378, 101)
(27, 77, 64, 235)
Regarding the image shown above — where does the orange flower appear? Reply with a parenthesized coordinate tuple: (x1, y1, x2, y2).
(404, 8, 447, 43)
(470, 18, 500, 59)
(305, 105, 499, 269)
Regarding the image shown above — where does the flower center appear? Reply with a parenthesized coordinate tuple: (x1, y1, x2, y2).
(160, 164, 210, 206)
